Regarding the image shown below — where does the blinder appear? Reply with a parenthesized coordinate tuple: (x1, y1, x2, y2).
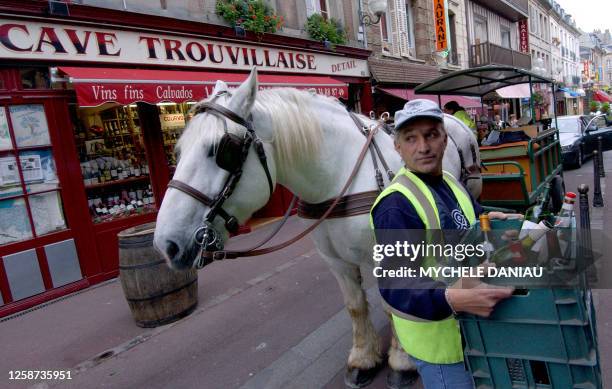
(216, 132, 247, 173)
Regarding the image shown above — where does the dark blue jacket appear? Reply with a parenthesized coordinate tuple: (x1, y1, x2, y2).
(372, 172, 482, 320)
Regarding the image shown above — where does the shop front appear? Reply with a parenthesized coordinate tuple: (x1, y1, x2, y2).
(0, 12, 370, 317)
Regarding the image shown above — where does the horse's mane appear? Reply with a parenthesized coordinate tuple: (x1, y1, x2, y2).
(177, 88, 345, 167)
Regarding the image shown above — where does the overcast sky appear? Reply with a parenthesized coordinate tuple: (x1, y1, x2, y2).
(556, 0, 612, 33)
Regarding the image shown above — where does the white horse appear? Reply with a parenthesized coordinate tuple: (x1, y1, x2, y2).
(153, 68, 481, 388)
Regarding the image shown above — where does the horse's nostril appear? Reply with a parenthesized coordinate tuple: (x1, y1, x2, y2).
(166, 240, 180, 260)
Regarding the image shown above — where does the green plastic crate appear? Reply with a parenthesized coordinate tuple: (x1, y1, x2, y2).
(465, 355, 602, 389)
(465, 295, 603, 389)
(463, 289, 590, 325)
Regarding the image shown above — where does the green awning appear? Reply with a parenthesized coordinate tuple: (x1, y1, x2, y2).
(414, 65, 553, 97)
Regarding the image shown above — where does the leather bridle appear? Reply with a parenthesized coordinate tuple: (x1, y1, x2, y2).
(167, 101, 274, 267)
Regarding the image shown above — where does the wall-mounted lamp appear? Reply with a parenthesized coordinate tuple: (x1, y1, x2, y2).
(360, 0, 388, 26)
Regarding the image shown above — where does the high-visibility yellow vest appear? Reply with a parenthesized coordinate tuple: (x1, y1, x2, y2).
(453, 110, 476, 132)
(370, 167, 476, 364)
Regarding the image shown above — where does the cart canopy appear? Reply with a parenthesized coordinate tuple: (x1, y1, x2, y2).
(414, 66, 553, 98)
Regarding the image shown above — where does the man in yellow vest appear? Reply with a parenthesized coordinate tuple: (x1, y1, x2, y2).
(371, 99, 513, 388)
(443, 100, 476, 136)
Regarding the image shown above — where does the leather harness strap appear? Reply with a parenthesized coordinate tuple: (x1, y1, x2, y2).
(297, 190, 381, 219)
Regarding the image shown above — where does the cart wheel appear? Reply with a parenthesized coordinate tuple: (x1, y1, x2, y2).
(550, 174, 565, 214)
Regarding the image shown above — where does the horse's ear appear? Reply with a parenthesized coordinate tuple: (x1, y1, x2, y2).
(229, 67, 258, 118)
(212, 80, 228, 95)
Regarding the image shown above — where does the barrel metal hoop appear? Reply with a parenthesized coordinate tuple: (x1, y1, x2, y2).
(118, 259, 167, 270)
(134, 302, 198, 328)
(125, 278, 198, 302)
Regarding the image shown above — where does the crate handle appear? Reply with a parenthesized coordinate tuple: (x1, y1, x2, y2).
(512, 288, 530, 296)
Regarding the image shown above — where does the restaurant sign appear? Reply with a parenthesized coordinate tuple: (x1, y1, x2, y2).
(0, 18, 369, 77)
(518, 19, 529, 54)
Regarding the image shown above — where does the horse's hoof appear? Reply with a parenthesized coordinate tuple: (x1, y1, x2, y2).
(386, 369, 419, 389)
(344, 365, 382, 388)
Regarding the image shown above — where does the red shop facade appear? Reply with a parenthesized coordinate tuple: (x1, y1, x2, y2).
(0, 3, 372, 317)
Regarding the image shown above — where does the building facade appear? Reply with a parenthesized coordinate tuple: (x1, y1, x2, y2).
(527, 0, 551, 75)
(545, 1, 582, 115)
(465, 0, 530, 69)
(361, 0, 490, 116)
(0, 0, 372, 317)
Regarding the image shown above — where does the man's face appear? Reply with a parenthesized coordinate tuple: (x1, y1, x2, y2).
(394, 117, 447, 175)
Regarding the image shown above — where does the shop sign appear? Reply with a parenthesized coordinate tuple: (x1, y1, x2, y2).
(432, 0, 447, 51)
(73, 81, 347, 106)
(518, 19, 529, 53)
(0, 18, 369, 77)
(160, 114, 185, 130)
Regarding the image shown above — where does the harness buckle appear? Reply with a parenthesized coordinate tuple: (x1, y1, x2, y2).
(213, 251, 228, 261)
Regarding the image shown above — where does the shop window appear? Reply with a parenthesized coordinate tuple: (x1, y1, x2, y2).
(0, 105, 67, 246)
(157, 102, 195, 174)
(72, 103, 156, 224)
(20, 67, 50, 90)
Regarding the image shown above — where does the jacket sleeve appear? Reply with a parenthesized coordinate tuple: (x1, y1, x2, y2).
(372, 193, 453, 321)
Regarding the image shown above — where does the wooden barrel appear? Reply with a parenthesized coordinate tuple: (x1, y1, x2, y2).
(118, 222, 198, 328)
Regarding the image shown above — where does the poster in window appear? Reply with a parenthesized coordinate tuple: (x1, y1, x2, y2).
(0, 156, 19, 186)
(0, 108, 12, 151)
(30, 191, 66, 236)
(9, 104, 51, 147)
(20, 150, 59, 192)
(0, 155, 23, 199)
(0, 197, 33, 245)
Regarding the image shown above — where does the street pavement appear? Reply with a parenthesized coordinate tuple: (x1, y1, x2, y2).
(2, 153, 612, 389)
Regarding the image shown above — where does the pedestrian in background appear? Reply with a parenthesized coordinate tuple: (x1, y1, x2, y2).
(443, 101, 477, 136)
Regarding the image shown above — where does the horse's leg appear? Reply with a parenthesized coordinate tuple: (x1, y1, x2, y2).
(325, 257, 382, 388)
(386, 313, 419, 388)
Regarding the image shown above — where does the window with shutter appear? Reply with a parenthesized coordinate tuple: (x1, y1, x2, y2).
(394, 0, 410, 57)
(387, 0, 400, 56)
(305, 0, 317, 17)
(380, 12, 393, 55)
(305, 0, 329, 19)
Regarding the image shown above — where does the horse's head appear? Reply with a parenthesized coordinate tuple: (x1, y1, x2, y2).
(154, 68, 276, 270)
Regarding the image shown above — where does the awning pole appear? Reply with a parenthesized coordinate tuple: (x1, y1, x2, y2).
(528, 76, 535, 126)
(551, 83, 558, 130)
(438, 94, 442, 108)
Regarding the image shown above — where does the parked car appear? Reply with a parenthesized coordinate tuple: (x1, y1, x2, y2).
(558, 115, 612, 168)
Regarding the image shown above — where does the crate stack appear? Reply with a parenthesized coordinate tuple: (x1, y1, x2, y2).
(457, 219, 601, 388)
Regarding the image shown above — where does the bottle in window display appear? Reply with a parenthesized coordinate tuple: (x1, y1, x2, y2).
(110, 161, 118, 181)
(104, 162, 112, 182)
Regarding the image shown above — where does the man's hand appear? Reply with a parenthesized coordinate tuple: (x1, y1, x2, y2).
(446, 285, 514, 317)
(487, 211, 524, 221)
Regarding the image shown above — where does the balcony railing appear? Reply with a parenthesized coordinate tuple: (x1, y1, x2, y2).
(469, 42, 531, 70)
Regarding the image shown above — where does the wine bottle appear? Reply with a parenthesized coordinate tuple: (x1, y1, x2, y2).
(110, 161, 118, 181)
(554, 192, 577, 229)
(104, 163, 112, 182)
(480, 214, 494, 263)
(525, 183, 551, 222)
(491, 220, 550, 264)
